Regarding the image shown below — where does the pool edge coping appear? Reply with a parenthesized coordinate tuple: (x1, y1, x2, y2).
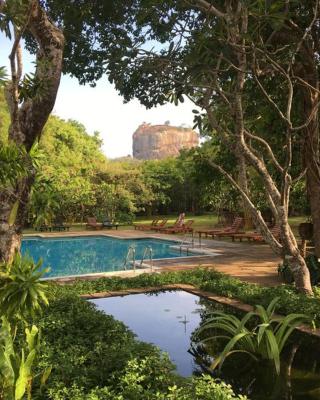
(81, 284, 320, 340)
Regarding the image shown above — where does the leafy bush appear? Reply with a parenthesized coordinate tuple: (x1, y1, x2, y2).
(193, 298, 310, 374)
(0, 254, 49, 321)
(0, 317, 51, 400)
(35, 294, 172, 395)
(47, 357, 247, 400)
(49, 268, 320, 327)
(33, 292, 246, 399)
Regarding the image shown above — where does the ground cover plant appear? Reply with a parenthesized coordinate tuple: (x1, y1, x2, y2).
(34, 292, 247, 400)
(51, 268, 320, 327)
(0, 256, 248, 399)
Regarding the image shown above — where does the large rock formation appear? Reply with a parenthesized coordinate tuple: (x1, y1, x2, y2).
(132, 123, 199, 160)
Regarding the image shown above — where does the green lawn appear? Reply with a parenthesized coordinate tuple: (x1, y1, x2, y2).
(132, 214, 308, 235)
(22, 214, 308, 237)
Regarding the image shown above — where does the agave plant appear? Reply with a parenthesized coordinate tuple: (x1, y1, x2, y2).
(193, 298, 310, 374)
(0, 254, 49, 322)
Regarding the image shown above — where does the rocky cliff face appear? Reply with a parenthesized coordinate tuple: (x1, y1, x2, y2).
(132, 123, 199, 160)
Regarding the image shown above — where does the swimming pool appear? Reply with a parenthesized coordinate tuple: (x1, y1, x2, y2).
(21, 236, 193, 278)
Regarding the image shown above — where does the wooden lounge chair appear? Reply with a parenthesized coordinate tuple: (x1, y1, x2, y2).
(143, 219, 168, 231)
(162, 220, 194, 234)
(197, 217, 244, 240)
(155, 217, 180, 232)
(86, 217, 103, 230)
(133, 219, 159, 230)
(35, 224, 52, 232)
(102, 218, 119, 230)
(52, 218, 70, 232)
(231, 225, 281, 243)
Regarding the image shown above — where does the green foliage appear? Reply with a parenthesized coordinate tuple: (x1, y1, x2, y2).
(47, 368, 246, 400)
(35, 292, 245, 399)
(51, 268, 320, 327)
(0, 66, 7, 87)
(0, 317, 50, 400)
(36, 293, 166, 392)
(0, 144, 28, 187)
(193, 298, 310, 375)
(0, 254, 49, 321)
(278, 255, 320, 286)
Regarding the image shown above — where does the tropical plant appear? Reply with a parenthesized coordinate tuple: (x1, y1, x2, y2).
(192, 298, 310, 375)
(0, 317, 51, 400)
(0, 254, 49, 321)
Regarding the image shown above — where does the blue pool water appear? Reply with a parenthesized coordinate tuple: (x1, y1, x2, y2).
(21, 236, 191, 278)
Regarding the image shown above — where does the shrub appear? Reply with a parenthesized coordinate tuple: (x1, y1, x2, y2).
(0, 254, 49, 321)
(193, 298, 310, 374)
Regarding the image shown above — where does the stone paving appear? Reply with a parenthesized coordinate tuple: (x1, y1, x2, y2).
(25, 229, 281, 286)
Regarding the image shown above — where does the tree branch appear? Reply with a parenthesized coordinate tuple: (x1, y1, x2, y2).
(207, 159, 283, 254)
(244, 129, 284, 173)
(190, 0, 226, 18)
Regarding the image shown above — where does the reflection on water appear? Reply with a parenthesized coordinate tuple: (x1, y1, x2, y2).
(21, 236, 188, 278)
(91, 290, 320, 400)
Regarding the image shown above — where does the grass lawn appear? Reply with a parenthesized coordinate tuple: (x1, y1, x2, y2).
(132, 214, 308, 236)
(22, 214, 308, 238)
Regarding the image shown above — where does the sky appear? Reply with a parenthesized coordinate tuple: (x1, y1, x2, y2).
(1, 35, 197, 159)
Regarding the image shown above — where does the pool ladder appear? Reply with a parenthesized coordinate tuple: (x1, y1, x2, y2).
(123, 245, 153, 272)
(123, 246, 136, 271)
(140, 246, 153, 271)
(179, 232, 196, 255)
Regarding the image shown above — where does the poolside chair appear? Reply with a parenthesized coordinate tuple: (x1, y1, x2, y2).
(196, 217, 244, 240)
(154, 217, 180, 232)
(162, 220, 194, 234)
(231, 225, 281, 243)
(133, 219, 159, 230)
(102, 218, 119, 230)
(52, 218, 70, 232)
(142, 219, 169, 231)
(86, 217, 103, 230)
(35, 224, 52, 232)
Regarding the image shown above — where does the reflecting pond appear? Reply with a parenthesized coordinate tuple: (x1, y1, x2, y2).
(90, 290, 320, 399)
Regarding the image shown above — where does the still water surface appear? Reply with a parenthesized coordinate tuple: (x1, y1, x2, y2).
(91, 290, 320, 400)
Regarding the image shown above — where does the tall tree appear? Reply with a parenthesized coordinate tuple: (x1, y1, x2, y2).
(0, 0, 64, 262)
(67, 0, 317, 294)
(0, 0, 135, 261)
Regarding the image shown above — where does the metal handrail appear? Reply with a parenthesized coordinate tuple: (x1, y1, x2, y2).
(123, 245, 136, 272)
(139, 246, 153, 271)
(179, 233, 194, 255)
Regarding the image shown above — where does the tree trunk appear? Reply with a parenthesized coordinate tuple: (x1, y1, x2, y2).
(0, 1, 64, 263)
(294, 35, 320, 257)
(302, 90, 320, 258)
(237, 150, 253, 229)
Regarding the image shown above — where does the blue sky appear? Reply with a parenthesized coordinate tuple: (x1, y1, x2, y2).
(1, 34, 197, 158)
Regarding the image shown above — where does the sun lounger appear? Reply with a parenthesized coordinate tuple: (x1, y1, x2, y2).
(52, 219, 70, 232)
(86, 217, 103, 230)
(197, 217, 244, 240)
(155, 217, 181, 232)
(133, 219, 159, 230)
(231, 226, 281, 242)
(162, 220, 194, 234)
(102, 219, 119, 230)
(143, 219, 168, 231)
(35, 224, 52, 232)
